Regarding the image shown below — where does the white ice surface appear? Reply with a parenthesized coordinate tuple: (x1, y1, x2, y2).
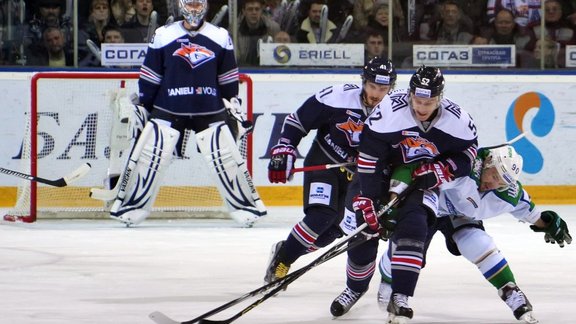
(1, 206, 575, 324)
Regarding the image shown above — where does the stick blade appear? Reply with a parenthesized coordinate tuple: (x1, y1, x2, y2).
(63, 163, 92, 185)
(149, 311, 182, 324)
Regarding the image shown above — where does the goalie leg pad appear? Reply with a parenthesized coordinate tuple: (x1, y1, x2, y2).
(110, 119, 180, 226)
(196, 122, 267, 227)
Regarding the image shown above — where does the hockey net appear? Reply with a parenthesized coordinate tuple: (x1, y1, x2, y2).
(4, 72, 253, 222)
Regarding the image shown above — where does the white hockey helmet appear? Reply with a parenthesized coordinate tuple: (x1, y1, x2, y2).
(484, 146, 523, 188)
(179, 0, 208, 28)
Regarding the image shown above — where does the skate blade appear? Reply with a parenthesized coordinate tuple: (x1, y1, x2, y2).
(520, 311, 539, 324)
(387, 314, 411, 324)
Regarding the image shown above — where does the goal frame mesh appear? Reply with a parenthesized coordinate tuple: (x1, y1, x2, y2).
(4, 71, 253, 223)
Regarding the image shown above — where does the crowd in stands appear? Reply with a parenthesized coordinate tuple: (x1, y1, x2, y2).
(1, 0, 575, 68)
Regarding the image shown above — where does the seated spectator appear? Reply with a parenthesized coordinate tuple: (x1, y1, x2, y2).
(527, 0, 575, 48)
(428, 0, 474, 44)
(450, 0, 489, 34)
(352, 0, 404, 33)
(111, 0, 136, 26)
(235, 0, 281, 66)
(474, 9, 531, 67)
(295, 0, 338, 43)
(521, 36, 561, 68)
(26, 26, 72, 67)
(82, 0, 112, 45)
(26, 0, 72, 51)
(121, 0, 154, 43)
(102, 25, 126, 43)
(363, 31, 386, 64)
(363, 3, 407, 43)
(273, 30, 292, 43)
(487, 0, 541, 32)
(475, 9, 530, 47)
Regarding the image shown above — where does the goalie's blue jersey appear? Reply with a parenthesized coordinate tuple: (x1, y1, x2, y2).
(138, 21, 239, 116)
(279, 84, 372, 165)
(357, 89, 478, 199)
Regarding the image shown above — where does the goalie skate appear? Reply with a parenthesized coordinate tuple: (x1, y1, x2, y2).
(498, 282, 538, 324)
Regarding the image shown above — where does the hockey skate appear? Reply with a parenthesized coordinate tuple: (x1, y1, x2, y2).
(264, 241, 290, 285)
(498, 282, 539, 324)
(386, 293, 413, 324)
(377, 280, 392, 311)
(330, 287, 365, 317)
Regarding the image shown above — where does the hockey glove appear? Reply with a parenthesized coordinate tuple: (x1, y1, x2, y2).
(353, 195, 380, 233)
(376, 205, 398, 241)
(413, 161, 454, 190)
(268, 144, 297, 183)
(530, 211, 572, 248)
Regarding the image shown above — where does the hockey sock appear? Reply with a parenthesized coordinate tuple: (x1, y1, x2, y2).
(283, 206, 335, 264)
(481, 257, 516, 289)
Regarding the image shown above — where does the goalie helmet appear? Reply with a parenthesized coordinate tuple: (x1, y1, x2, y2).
(410, 65, 445, 98)
(362, 57, 397, 88)
(485, 146, 523, 188)
(179, 0, 208, 28)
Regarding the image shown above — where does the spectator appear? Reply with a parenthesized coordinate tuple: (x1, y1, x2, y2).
(82, 0, 112, 45)
(521, 36, 561, 68)
(450, 0, 489, 34)
(528, 0, 575, 48)
(487, 0, 541, 32)
(352, 0, 404, 32)
(273, 30, 292, 43)
(110, 0, 135, 26)
(102, 24, 126, 43)
(122, 0, 155, 43)
(295, 0, 338, 43)
(474, 9, 531, 67)
(26, 26, 72, 67)
(429, 0, 474, 44)
(235, 0, 281, 66)
(363, 31, 386, 64)
(475, 9, 530, 48)
(363, 3, 407, 43)
(26, 0, 72, 51)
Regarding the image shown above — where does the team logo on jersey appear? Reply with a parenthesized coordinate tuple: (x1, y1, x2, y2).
(173, 43, 215, 68)
(336, 118, 364, 147)
(397, 136, 440, 162)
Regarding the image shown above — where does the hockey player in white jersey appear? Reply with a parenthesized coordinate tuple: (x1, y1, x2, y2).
(339, 66, 478, 323)
(375, 145, 571, 323)
(264, 58, 397, 285)
(105, 0, 266, 226)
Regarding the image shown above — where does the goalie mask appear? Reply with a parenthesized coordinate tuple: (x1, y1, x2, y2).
(179, 0, 207, 28)
(484, 146, 523, 189)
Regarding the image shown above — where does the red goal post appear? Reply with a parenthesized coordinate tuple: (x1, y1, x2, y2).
(4, 72, 254, 223)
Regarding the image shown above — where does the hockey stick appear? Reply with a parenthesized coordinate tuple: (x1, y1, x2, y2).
(318, 4, 329, 43)
(146, 10, 158, 43)
(211, 5, 228, 26)
(87, 39, 101, 63)
(0, 163, 91, 187)
(335, 15, 353, 42)
(484, 132, 525, 149)
(291, 161, 355, 173)
(149, 189, 412, 324)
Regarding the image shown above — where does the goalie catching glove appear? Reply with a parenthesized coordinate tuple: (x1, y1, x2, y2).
(530, 210, 572, 248)
(268, 144, 296, 183)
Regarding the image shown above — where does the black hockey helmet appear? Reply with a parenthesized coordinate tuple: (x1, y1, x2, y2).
(362, 57, 397, 87)
(409, 65, 445, 98)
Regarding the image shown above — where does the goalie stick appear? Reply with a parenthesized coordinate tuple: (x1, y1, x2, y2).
(0, 163, 91, 187)
(148, 185, 415, 324)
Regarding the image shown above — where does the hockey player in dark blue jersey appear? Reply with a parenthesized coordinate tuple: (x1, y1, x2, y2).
(107, 0, 266, 227)
(333, 66, 478, 323)
(264, 58, 397, 285)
